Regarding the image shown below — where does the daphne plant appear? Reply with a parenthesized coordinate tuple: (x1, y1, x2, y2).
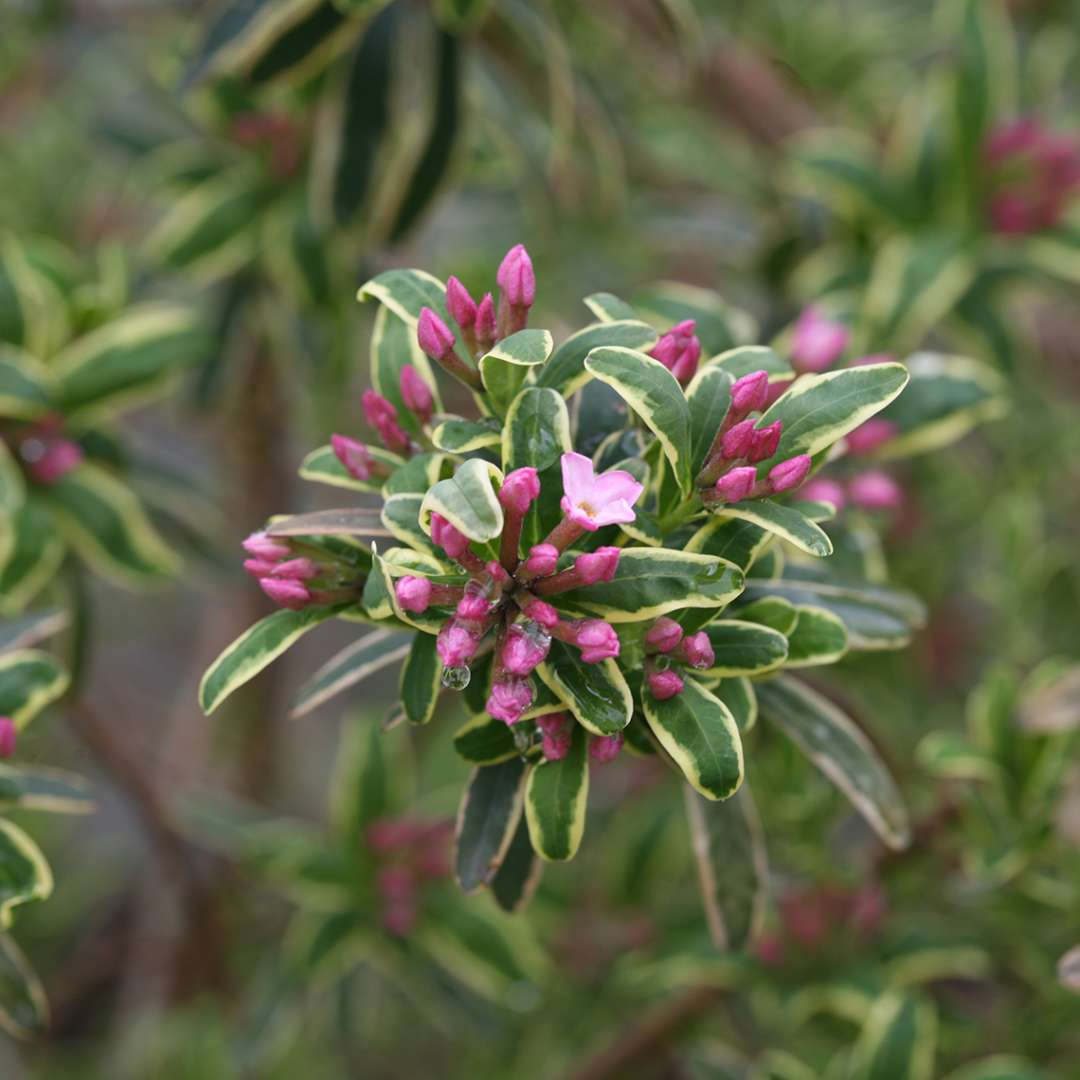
(202, 242, 959, 943)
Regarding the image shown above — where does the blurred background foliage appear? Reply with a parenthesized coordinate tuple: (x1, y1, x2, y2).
(1, 0, 1079, 1076)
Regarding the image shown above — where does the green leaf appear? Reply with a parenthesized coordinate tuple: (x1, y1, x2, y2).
(331, 717, 393, 845)
(534, 320, 658, 397)
(584, 346, 693, 493)
(701, 620, 788, 676)
(45, 463, 180, 584)
(370, 304, 443, 436)
(536, 641, 632, 736)
(643, 677, 743, 801)
(0, 443, 23, 519)
(490, 817, 542, 913)
(419, 457, 503, 543)
(0, 765, 95, 814)
(736, 595, 799, 636)
(430, 417, 502, 453)
(848, 992, 937, 1080)
(479, 329, 553, 414)
(298, 443, 404, 493)
(454, 757, 526, 892)
(916, 732, 1000, 782)
(400, 632, 441, 725)
(565, 548, 744, 624)
(685, 364, 733, 474)
(0, 820, 52, 929)
(383, 452, 446, 496)
(686, 516, 772, 572)
(0, 500, 66, 615)
(247, 1, 355, 85)
(291, 629, 410, 718)
(0, 346, 51, 420)
(453, 714, 519, 765)
(0, 650, 69, 728)
(583, 293, 638, 322)
(0, 932, 48, 1039)
(940, 1058, 1051, 1080)
(358, 267, 449, 326)
(52, 305, 208, 420)
(785, 606, 849, 667)
(525, 720, 589, 861)
(715, 676, 757, 733)
(755, 363, 910, 473)
(684, 783, 767, 950)
(713, 502, 832, 558)
(199, 605, 343, 714)
(757, 676, 910, 850)
(633, 282, 754, 355)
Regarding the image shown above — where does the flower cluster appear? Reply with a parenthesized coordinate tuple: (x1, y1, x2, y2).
(366, 816, 453, 936)
(242, 532, 362, 610)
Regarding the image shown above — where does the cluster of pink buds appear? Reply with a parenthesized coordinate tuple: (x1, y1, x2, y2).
(649, 319, 702, 385)
(985, 118, 1080, 235)
(414, 243, 536, 393)
(803, 470, 903, 514)
(366, 816, 452, 936)
(242, 531, 361, 610)
(535, 712, 624, 765)
(642, 617, 714, 701)
(9, 416, 84, 485)
(0, 717, 15, 758)
(394, 453, 643, 726)
(696, 369, 812, 504)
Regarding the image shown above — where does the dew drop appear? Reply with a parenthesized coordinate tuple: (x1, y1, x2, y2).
(441, 664, 471, 691)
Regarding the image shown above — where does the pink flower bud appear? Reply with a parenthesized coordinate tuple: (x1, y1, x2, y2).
(792, 306, 849, 373)
(417, 307, 456, 360)
(396, 575, 433, 613)
(367, 818, 421, 853)
(430, 513, 470, 560)
(523, 599, 559, 629)
(714, 466, 757, 502)
(0, 717, 15, 759)
(801, 477, 847, 512)
(574, 620, 620, 663)
(645, 617, 683, 653)
(768, 455, 812, 494)
(848, 469, 903, 511)
(748, 420, 782, 463)
(259, 577, 311, 610)
(487, 677, 534, 725)
(679, 631, 714, 670)
(400, 365, 434, 423)
(475, 292, 496, 346)
(446, 275, 478, 329)
(486, 560, 511, 588)
(721, 418, 756, 459)
(331, 434, 376, 481)
(243, 558, 278, 578)
(362, 389, 397, 429)
(846, 418, 898, 455)
(525, 544, 560, 577)
(456, 594, 491, 621)
(536, 712, 569, 736)
(242, 531, 291, 561)
(649, 320, 701, 384)
(537, 713, 572, 761)
(26, 439, 83, 485)
(574, 546, 620, 585)
(270, 557, 318, 581)
(588, 732, 624, 764)
(437, 622, 479, 667)
(647, 668, 684, 700)
(496, 243, 535, 308)
(501, 624, 550, 676)
(499, 467, 541, 514)
(376, 865, 416, 901)
(731, 369, 769, 414)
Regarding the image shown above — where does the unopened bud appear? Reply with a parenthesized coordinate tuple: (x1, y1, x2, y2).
(731, 369, 769, 414)
(768, 454, 812, 494)
(446, 276, 478, 329)
(801, 477, 846, 512)
(589, 733, 623, 764)
(417, 307, 456, 361)
(524, 544, 559, 578)
(400, 365, 434, 424)
(487, 678, 534, 725)
(748, 420, 782, 463)
(0, 717, 15, 758)
(523, 598, 559, 629)
(270, 557, 318, 581)
(645, 617, 683, 653)
(260, 577, 311, 610)
(575, 546, 620, 585)
(848, 469, 903, 510)
(430, 513, 470, 560)
(678, 631, 714, 670)
(722, 418, 756, 459)
(501, 624, 550, 676)
(475, 293, 496, 349)
(243, 531, 291, 561)
(496, 244, 536, 308)
(714, 466, 757, 502)
(574, 620, 620, 663)
(499, 467, 541, 514)
(647, 668, 684, 700)
(396, 576, 433, 613)
(846, 418, 898, 455)
(437, 622, 479, 667)
(331, 434, 376, 481)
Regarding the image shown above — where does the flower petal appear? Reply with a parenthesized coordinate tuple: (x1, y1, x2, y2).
(592, 499, 637, 527)
(591, 469, 644, 509)
(560, 452, 596, 506)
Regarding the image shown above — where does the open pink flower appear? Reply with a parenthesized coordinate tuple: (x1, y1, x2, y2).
(559, 452, 643, 531)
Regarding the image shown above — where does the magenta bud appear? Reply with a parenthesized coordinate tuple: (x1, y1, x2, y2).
(801, 477, 847, 512)
(331, 434, 376, 482)
(446, 276, 478, 329)
(524, 543, 560, 578)
(501, 624, 550, 676)
(792, 306, 849, 373)
(400, 365, 434, 423)
(721, 418, 756, 460)
(647, 668, 684, 701)
(588, 732, 624, 764)
(486, 560, 511, 588)
(26, 439, 83, 485)
(259, 577, 311, 610)
(748, 420, 783, 463)
(456, 594, 491, 621)
(499, 467, 541, 514)
(768, 454, 812, 494)
(650, 320, 701, 384)
(243, 558, 277, 579)
(243, 531, 291, 561)
(714, 465, 758, 503)
(574, 620, 620, 663)
(437, 622, 479, 667)
(846, 418, 898, 455)
(731, 369, 769, 414)
(430, 513, 471, 560)
(270, 557, 318, 581)
(0, 717, 16, 759)
(575, 546, 620, 585)
(417, 307, 456, 361)
(362, 389, 397, 429)
(496, 243, 535, 308)
(523, 599, 559, 629)
(848, 469, 903, 511)
(475, 292, 496, 346)
(537, 713, 572, 761)
(487, 677, 534, 725)
(396, 575, 433, 613)
(679, 631, 714, 670)
(645, 617, 684, 653)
